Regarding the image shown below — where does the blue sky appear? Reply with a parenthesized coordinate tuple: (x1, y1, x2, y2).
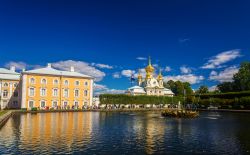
(0, 0, 249, 93)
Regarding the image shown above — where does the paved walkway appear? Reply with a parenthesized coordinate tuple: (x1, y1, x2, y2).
(0, 111, 13, 128)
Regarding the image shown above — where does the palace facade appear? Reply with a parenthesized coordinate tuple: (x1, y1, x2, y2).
(0, 67, 21, 109)
(0, 64, 94, 110)
(126, 57, 174, 96)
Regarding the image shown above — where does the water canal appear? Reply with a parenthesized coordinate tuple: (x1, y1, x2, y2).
(0, 111, 250, 154)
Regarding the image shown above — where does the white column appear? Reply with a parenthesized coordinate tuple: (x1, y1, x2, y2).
(0, 81, 2, 109)
(21, 75, 27, 108)
(89, 79, 93, 107)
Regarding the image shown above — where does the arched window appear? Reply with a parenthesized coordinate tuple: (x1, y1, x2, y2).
(3, 90, 8, 97)
(30, 78, 35, 84)
(40, 88, 46, 96)
(64, 80, 69, 85)
(3, 83, 8, 87)
(54, 79, 59, 85)
(84, 81, 88, 86)
(14, 83, 18, 87)
(29, 87, 35, 96)
(75, 81, 80, 86)
(74, 89, 79, 97)
(53, 88, 58, 97)
(84, 90, 88, 96)
(41, 78, 47, 84)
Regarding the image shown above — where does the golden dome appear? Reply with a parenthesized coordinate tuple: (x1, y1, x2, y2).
(157, 69, 163, 80)
(145, 56, 155, 73)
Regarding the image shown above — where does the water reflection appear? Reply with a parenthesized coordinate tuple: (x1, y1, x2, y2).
(0, 111, 250, 154)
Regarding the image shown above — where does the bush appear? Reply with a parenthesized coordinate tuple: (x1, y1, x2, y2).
(31, 107, 37, 111)
(21, 108, 27, 111)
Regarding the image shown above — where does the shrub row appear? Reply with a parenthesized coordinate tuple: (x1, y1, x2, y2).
(99, 94, 183, 105)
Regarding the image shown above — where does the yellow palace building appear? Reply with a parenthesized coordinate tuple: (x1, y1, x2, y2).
(21, 63, 94, 110)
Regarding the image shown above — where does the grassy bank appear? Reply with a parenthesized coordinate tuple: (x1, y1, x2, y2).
(0, 110, 8, 117)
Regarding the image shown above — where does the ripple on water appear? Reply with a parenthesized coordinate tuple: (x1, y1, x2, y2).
(0, 111, 249, 154)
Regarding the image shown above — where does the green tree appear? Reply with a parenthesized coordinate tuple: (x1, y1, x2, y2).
(217, 82, 234, 93)
(196, 85, 209, 94)
(233, 62, 250, 91)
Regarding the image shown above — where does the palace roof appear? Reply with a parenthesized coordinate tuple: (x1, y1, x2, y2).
(23, 64, 93, 79)
(0, 68, 20, 80)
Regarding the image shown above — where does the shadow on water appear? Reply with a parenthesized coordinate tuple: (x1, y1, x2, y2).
(0, 111, 250, 154)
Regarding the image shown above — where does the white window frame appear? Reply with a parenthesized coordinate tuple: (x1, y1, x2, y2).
(41, 78, 47, 85)
(84, 81, 88, 86)
(53, 79, 59, 85)
(63, 101, 68, 107)
(40, 100, 46, 108)
(40, 88, 47, 96)
(30, 78, 35, 84)
(74, 101, 79, 107)
(63, 89, 69, 97)
(75, 80, 80, 86)
(53, 88, 58, 97)
(74, 89, 79, 97)
(28, 100, 34, 108)
(29, 87, 35, 97)
(84, 90, 88, 96)
(3, 83, 8, 87)
(52, 101, 58, 108)
(64, 80, 69, 86)
(3, 90, 8, 98)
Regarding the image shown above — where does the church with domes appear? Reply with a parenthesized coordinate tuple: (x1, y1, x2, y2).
(126, 57, 174, 97)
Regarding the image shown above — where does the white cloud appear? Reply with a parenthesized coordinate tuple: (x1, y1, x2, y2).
(201, 49, 241, 69)
(5, 61, 28, 70)
(92, 63, 113, 69)
(52, 60, 105, 81)
(209, 66, 239, 82)
(94, 83, 125, 95)
(136, 57, 147, 60)
(112, 72, 121, 78)
(121, 69, 135, 77)
(165, 66, 171, 72)
(209, 85, 218, 91)
(180, 66, 192, 74)
(164, 74, 204, 84)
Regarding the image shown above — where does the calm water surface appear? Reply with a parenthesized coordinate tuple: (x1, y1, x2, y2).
(0, 111, 250, 154)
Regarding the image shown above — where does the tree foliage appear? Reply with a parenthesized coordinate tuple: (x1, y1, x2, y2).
(99, 94, 184, 105)
(218, 62, 250, 92)
(164, 80, 193, 96)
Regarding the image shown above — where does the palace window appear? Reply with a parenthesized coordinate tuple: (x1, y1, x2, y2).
(84, 90, 88, 96)
(75, 81, 80, 86)
(3, 90, 8, 98)
(40, 88, 46, 96)
(40, 101, 46, 108)
(30, 78, 35, 84)
(3, 83, 8, 87)
(52, 101, 58, 108)
(74, 89, 79, 97)
(53, 88, 58, 97)
(63, 101, 68, 107)
(14, 91, 18, 97)
(64, 89, 69, 97)
(12, 101, 18, 107)
(14, 83, 18, 87)
(84, 81, 88, 86)
(74, 101, 79, 107)
(29, 87, 35, 96)
(84, 101, 88, 106)
(64, 80, 69, 85)
(53, 79, 59, 85)
(41, 78, 47, 84)
(29, 100, 34, 108)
